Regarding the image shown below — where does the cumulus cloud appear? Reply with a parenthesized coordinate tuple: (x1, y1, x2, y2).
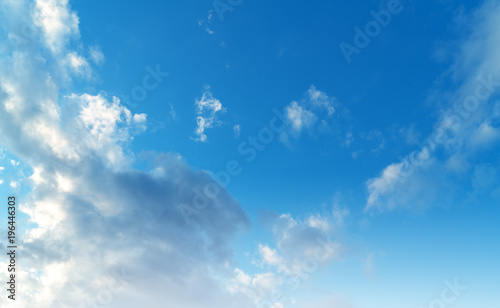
(0, 2, 254, 307)
(280, 85, 338, 144)
(193, 86, 226, 142)
(365, 1, 500, 212)
(286, 101, 317, 132)
(228, 205, 348, 307)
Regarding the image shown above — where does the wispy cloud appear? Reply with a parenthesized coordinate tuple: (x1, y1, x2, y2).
(365, 1, 500, 212)
(234, 124, 241, 138)
(198, 10, 215, 34)
(89, 45, 105, 66)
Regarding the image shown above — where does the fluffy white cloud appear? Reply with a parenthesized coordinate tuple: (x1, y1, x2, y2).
(0, 2, 254, 308)
(280, 85, 338, 144)
(307, 85, 335, 116)
(228, 206, 348, 307)
(66, 51, 91, 78)
(286, 101, 317, 132)
(194, 86, 226, 142)
(259, 244, 283, 266)
(32, 0, 79, 54)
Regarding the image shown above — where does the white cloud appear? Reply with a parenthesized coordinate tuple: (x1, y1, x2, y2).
(307, 215, 330, 232)
(193, 86, 226, 142)
(168, 103, 177, 121)
(365, 1, 500, 212)
(234, 124, 241, 138)
(198, 11, 215, 34)
(66, 51, 91, 78)
(307, 85, 335, 116)
(0, 3, 255, 307)
(89, 45, 105, 66)
(469, 121, 500, 148)
(32, 0, 80, 54)
(281, 85, 338, 142)
(228, 269, 284, 307)
(10, 180, 18, 188)
(259, 244, 283, 266)
(286, 101, 317, 132)
(229, 206, 348, 307)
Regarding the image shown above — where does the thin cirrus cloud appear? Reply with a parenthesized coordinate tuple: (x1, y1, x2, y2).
(365, 1, 500, 212)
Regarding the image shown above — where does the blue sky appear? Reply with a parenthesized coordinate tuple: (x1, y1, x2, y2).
(0, 0, 499, 307)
